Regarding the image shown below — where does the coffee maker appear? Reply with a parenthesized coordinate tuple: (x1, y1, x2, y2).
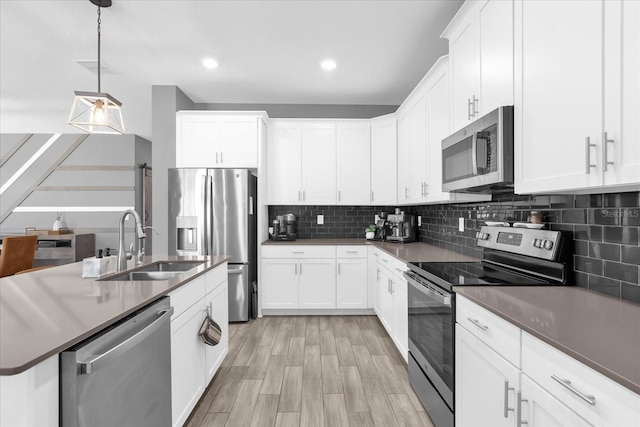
(385, 213, 417, 243)
(373, 212, 388, 240)
(271, 213, 297, 241)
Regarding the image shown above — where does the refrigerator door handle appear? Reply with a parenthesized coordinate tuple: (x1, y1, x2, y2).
(249, 196, 254, 215)
(203, 174, 212, 255)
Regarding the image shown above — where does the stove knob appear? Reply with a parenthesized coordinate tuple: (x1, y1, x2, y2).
(483, 233, 490, 240)
(532, 238, 540, 247)
(544, 240, 554, 250)
(476, 232, 481, 239)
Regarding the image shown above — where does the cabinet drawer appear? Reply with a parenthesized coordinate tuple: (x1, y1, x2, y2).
(169, 275, 206, 319)
(205, 263, 227, 295)
(262, 245, 336, 259)
(522, 332, 640, 426)
(456, 296, 520, 367)
(336, 245, 367, 258)
(374, 249, 407, 277)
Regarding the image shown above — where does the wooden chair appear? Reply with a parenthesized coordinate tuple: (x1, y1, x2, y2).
(0, 235, 38, 278)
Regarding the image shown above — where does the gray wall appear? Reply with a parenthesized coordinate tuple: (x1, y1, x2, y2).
(151, 86, 195, 255)
(196, 103, 397, 119)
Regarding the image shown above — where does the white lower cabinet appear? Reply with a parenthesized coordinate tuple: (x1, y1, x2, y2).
(299, 259, 336, 309)
(375, 252, 408, 361)
(170, 264, 229, 427)
(456, 296, 640, 427)
(261, 259, 299, 309)
(391, 278, 408, 358)
(336, 258, 367, 309)
(455, 324, 519, 427)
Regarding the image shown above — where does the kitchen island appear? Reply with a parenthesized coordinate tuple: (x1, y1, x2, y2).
(0, 255, 229, 427)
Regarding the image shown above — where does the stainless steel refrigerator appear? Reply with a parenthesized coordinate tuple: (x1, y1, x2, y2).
(168, 168, 257, 322)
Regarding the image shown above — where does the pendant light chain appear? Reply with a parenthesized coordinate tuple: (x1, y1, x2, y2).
(97, 5, 101, 92)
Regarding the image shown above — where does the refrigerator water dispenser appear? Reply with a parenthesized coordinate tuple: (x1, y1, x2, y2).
(176, 216, 198, 252)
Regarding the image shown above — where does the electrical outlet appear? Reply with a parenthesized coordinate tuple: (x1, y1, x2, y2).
(459, 217, 465, 232)
(418, 216, 422, 226)
(317, 214, 324, 225)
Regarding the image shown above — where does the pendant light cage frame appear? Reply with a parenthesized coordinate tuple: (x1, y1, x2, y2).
(68, 0, 125, 135)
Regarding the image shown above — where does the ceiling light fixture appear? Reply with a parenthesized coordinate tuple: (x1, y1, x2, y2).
(68, 0, 125, 134)
(321, 60, 337, 71)
(202, 58, 219, 69)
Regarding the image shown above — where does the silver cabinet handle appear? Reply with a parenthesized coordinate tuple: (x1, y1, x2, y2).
(395, 267, 405, 274)
(371, 191, 374, 202)
(585, 136, 596, 174)
(405, 186, 409, 200)
(292, 251, 305, 254)
(376, 268, 380, 281)
(382, 258, 388, 263)
(79, 307, 174, 375)
(295, 263, 297, 275)
(338, 263, 341, 274)
(220, 152, 223, 164)
(603, 131, 614, 172)
(423, 183, 428, 196)
(338, 190, 341, 202)
(468, 98, 473, 120)
(551, 375, 596, 406)
(303, 190, 306, 201)
(298, 190, 301, 201)
(346, 250, 358, 253)
(216, 152, 219, 163)
(472, 95, 479, 117)
(387, 278, 391, 293)
(504, 380, 515, 418)
(390, 280, 394, 294)
(467, 317, 488, 331)
(517, 391, 528, 427)
(299, 262, 302, 275)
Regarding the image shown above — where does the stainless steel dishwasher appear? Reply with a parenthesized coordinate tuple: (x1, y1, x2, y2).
(61, 297, 173, 427)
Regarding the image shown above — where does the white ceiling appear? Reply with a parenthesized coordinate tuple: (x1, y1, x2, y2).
(0, 0, 463, 140)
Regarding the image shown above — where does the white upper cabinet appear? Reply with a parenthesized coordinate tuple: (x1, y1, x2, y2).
(443, 0, 514, 132)
(176, 111, 262, 168)
(397, 88, 427, 205)
(514, 0, 640, 194)
(370, 115, 397, 205)
(336, 121, 371, 205)
(268, 120, 337, 204)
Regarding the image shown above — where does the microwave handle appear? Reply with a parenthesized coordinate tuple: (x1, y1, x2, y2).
(471, 133, 479, 175)
(476, 134, 488, 174)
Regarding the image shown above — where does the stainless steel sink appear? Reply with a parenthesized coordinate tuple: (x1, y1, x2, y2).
(100, 271, 181, 281)
(135, 261, 205, 273)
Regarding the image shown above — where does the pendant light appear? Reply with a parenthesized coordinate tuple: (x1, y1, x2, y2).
(68, 0, 125, 134)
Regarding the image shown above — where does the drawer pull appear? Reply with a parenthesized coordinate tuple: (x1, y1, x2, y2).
(346, 250, 358, 253)
(467, 317, 488, 331)
(382, 259, 388, 263)
(551, 375, 596, 406)
(292, 251, 305, 254)
(395, 267, 405, 274)
(504, 380, 515, 418)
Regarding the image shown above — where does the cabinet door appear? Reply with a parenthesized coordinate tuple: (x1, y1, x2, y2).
(603, 0, 640, 187)
(478, 0, 514, 115)
(367, 247, 379, 308)
(171, 300, 206, 427)
(514, 0, 603, 193)
(520, 375, 593, 427)
(218, 116, 258, 168)
(376, 265, 394, 335)
(204, 281, 228, 384)
(299, 259, 336, 309)
(397, 112, 411, 204)
(336, 258, 367, 309)
(391, 277, 408, 360)
(301, 122, 337, 204)
(177, 113, 219, 168)
(426, 60, 450, 198)
(337, 122, 371, 205)
(455, 324, 519, 427)
(371, 117, 397, 205)
(267, 123, 302, 204)
(449, 17, 479, 131)
(408, 96, 427, 204)
(261, 259, 299, 309)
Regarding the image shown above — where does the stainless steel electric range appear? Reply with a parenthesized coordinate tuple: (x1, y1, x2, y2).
(403, 225, 572, 427)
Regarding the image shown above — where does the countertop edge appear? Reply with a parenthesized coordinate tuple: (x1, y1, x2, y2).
(453, 287, 640, 395)
(0, 256, 230, 376)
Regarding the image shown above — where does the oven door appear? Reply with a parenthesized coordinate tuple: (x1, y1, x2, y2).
(405, 271, 454, 409)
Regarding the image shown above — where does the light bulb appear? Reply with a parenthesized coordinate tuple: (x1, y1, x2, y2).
(91, 99, 106, 125)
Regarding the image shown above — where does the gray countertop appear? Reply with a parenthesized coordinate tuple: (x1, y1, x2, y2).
(262, 238, 479, 263)
(454, 286, 640, 395)
(0, 255, 229, 375)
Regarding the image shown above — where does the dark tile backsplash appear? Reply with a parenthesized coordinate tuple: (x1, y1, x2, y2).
(269, 191, 640, 304)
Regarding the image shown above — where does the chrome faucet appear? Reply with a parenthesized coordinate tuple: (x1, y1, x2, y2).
(117, 209, 146, 271)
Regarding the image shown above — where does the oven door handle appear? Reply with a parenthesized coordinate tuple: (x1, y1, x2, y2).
(403, 272, 451, 307)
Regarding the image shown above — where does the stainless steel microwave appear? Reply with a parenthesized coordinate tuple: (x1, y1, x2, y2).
(442, 106, 513, 192)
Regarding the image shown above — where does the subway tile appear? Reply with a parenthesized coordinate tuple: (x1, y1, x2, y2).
(561, 209, 587, 224)
(604, 192, 639, 207)
(549, 195, 573, 209)
(604, 261, 639, 284)
(603, 226, 639, 245)
(530, 195, 550, 208)
(621, 283, 640, 305)
(621, 245, 640, 266)
(589, 242, 621, 261)
(574, 256, 603, 275)
(574, 272, 589, 289)
(575, 194, 602, 208)
(573, 225, 602, 242)
(574, 240, 589, 256)
(620, 208, 640, 226)
(589, 276, 621, 299)
(590, 209, 621, 226)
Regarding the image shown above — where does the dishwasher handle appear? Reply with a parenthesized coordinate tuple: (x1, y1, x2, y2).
(79, 306, 174, 375)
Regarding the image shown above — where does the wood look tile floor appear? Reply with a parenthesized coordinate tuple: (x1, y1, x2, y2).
(186, 316, 434, 427)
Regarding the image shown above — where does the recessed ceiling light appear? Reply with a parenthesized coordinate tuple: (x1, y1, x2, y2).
(202, 58, 219, 69)
(321, 60, 337, 71)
